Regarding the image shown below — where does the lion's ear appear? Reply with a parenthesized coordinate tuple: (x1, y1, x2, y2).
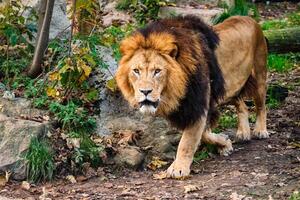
(169, 44, 178, 59)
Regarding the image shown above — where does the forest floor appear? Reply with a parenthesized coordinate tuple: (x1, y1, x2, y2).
(1, 63, 299, 200)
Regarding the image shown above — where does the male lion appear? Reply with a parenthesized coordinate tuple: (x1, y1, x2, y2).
(115, 15, 268, 178)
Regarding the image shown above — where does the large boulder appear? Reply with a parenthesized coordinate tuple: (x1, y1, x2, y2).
(158, 6, 223, 25)
(0, 98, 48, 180)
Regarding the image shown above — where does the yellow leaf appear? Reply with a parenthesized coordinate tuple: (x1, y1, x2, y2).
(147, 156, 168, 171)
(106, 78, 118, 92)
(46, 87, 58, 98)
(81, 63, 92, 77)
(49, 71, 60, 81)
(153, 171, 167, 180)
(184, 184, 199, 193)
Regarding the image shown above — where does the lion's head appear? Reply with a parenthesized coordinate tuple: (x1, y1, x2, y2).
(116, 15, 225, 130)
(116, 32, 189, 116)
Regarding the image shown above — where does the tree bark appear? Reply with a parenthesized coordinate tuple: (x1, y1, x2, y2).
(264, 27, 300, 54)
(28, 0, 55, 78)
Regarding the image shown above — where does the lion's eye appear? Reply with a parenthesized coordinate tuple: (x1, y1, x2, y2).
(133, 69, 140, 75)
(154, 69, 161, 75)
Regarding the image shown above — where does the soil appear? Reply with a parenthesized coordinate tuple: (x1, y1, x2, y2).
(0, 2, 300, 200)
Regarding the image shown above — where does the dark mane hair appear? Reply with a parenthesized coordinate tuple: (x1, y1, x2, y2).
(138, 15, 225, 130)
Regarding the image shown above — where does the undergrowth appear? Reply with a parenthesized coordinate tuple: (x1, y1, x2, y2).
(23, 137, 55, 183)
(212, 0, 259, 24)
(261, 11, 300, 30)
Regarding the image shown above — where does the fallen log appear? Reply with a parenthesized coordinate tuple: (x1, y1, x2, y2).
(263, 27, 300, 53)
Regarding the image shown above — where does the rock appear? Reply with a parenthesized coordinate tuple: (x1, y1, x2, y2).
(158, 6, 223, 25)
(102, 1, 133, 27)
(0, 98, 48, 180)
(114, 146, 144, 169)
(22, 0, 70, 39)
(0, 118, 48, 180)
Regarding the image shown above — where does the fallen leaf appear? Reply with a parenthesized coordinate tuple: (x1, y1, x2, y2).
(147, 156, 168, 170)
(230, 192, 245, 200)
(21, 181, 31, 190)
(106, 78, 118, 92)
(66, 175, 77, 183)
(0, 171, 11, 187)
(117, 130, 139, 146)
(153, 171, 168, 180)
(184, 184, 199, 193)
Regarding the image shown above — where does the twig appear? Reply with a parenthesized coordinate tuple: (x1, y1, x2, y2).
(69, 0, 77, 56)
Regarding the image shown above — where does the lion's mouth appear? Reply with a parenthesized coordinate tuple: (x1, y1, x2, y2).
(139, 99, 159, 108)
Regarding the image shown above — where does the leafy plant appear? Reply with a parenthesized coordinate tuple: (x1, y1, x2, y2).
(49, 101, 96, 133)
(116, 0, 174, 24)
(289, 191, 300, 200)
(0, 0, 37, 82)
(212, 0, 259, 25)
(193, 144, 218, 163)
(23, 137, 55, 183)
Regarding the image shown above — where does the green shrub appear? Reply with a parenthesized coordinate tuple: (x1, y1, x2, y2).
(212, 0, 259, 25)
(24, 137, 55, 183)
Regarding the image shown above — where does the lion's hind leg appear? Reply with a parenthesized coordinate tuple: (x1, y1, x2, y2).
(234, 99, 251, 141)
(202, 129, 233, 156)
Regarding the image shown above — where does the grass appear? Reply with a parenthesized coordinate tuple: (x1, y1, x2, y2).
(267, 53, 299, 73)
(213, 112, 237, 133)
(289, 191, 300, 200)
(212, 0, 259, 25)
(261, 11, 300, 31)
(23, 137, 55, 183)
(193, 144, 218, 163)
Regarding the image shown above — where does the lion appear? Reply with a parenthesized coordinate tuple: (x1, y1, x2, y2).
(115, 15, 268, 178)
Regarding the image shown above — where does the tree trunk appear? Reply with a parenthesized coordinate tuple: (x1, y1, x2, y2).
(264, 27, 300, 54)
(28, 0, 55, 78)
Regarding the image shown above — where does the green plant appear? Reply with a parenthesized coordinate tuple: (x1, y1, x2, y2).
(261, 11, 300, 31)
(49, 101, 96, 133)
(193, 144, 218, 163)
(0, 0, 37, 83)
(212, 0, 259, 25)
(289, 191, 300, 200)
(267, 53, 299, 73)
(116, 0, 173, 25)
(23, 137, 55, 183)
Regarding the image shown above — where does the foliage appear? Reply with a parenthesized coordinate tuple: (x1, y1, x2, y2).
(0, 0, 37, 84)
(267, 53, 299, 73)
(213, 111, 237, 133)
(290, 191, 300, 200)
(23, 137, 55, 183)
(193, 144, 218, 163)
(261, 11, 300, 30)
(212, 0, 259, 25)
(116, 0, 174, 25)
(49, 101, 96, 133)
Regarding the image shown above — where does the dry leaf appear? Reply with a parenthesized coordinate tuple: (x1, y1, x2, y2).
(66, 175, 77, 183)
(117, 130, 139, 146)
(0, 171, 11, 187)
(106, 78, 118, 92)
(230, 192, 245, 200)
(184, 184, 199, 193)
(153, 171, 168, 180)
(21, 181, 31, 190)
(147, 156, 168, 170)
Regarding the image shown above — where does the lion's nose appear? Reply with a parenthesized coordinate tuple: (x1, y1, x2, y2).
(140, 89, 152, 96)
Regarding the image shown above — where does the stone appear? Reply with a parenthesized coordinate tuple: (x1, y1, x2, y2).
(0, 118, 48, 180)
(0, 98, 48, 180)
(102, 1, 133, 27)
(158, 6, 223, 25)
(114, 146, 144, 169)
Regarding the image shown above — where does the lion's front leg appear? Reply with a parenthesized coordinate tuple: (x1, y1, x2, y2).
(167, 117, 206, 178)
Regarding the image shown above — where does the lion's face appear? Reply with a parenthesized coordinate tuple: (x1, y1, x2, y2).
(116, 32, 188, 117)
(127, 49, 169, 114)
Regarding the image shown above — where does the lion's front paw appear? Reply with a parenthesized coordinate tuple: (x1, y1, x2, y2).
(166, 160, 191, 179)
(218, 135, 233, 156)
